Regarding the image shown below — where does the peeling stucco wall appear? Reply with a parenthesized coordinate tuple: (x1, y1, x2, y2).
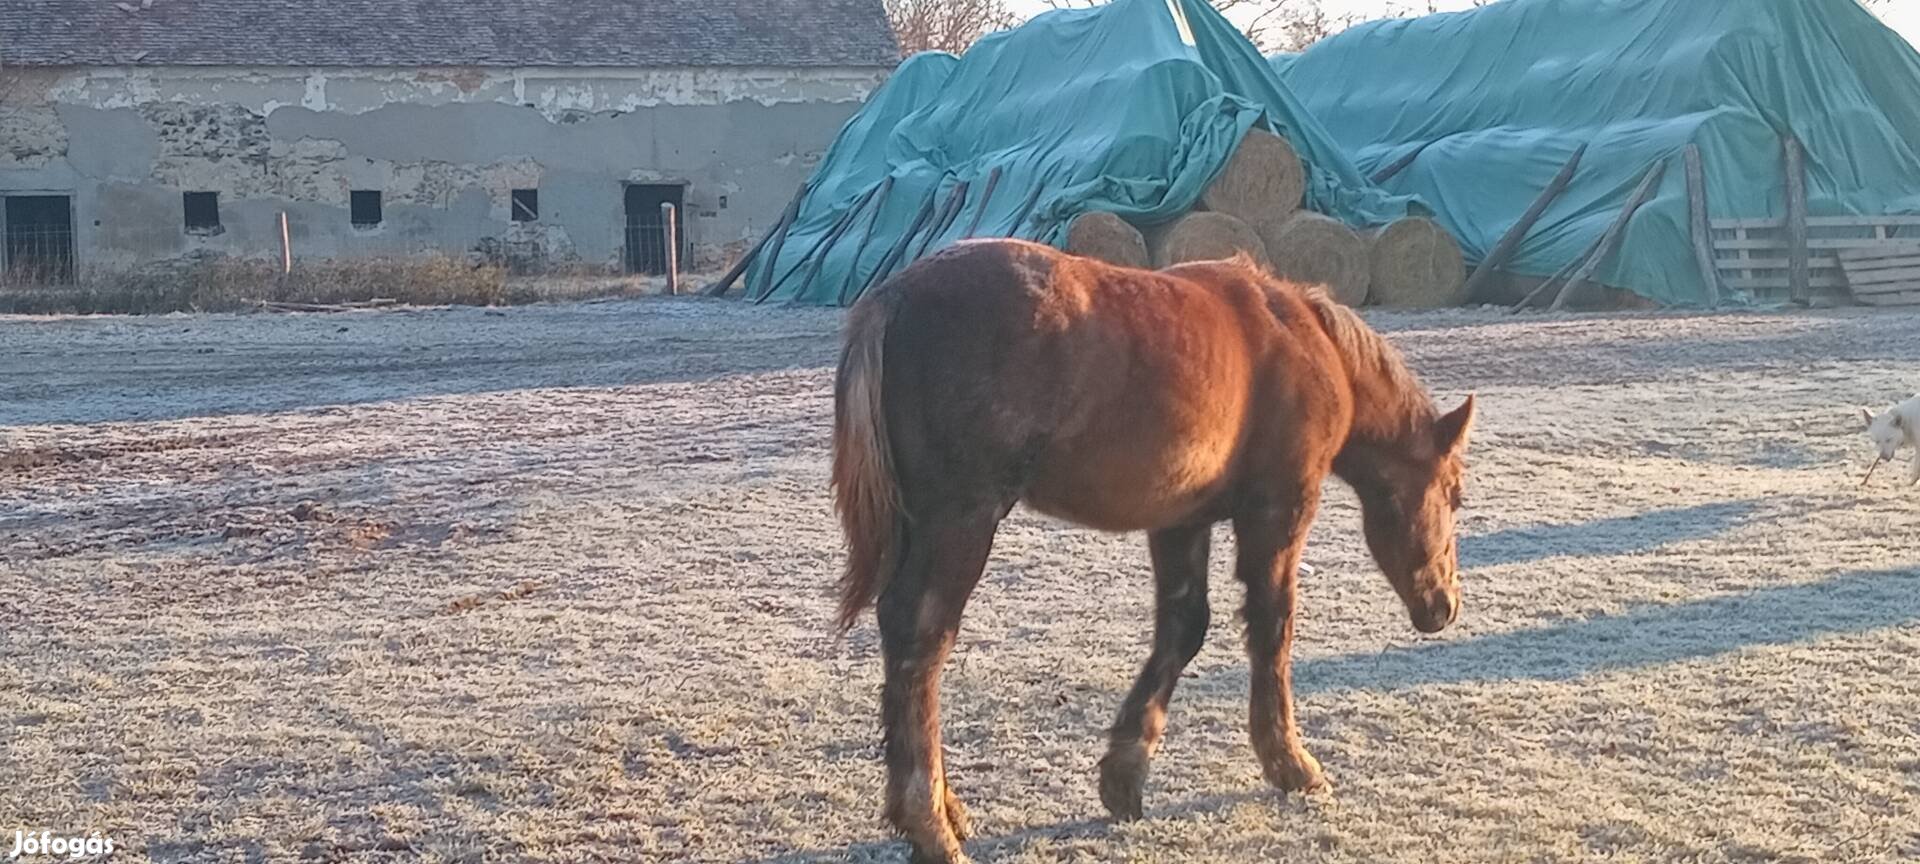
(0, 65, 887, 270)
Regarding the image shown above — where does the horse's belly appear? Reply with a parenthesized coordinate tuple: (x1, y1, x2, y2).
(1021, 426, 1238, 532)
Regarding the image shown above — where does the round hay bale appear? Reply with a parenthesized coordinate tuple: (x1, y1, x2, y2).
(1261, 211, 1370, 306)
(1199, 129, 1305, 234)
(1064, 211, 1150, 268)
(1149, 212, 1271, 269)
(1366, 217, 1467, 308)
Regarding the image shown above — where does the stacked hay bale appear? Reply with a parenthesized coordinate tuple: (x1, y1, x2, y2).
(1365, 216, 1467, 308)
(1064, 211, 1151, 268)
(1261, 211, 1370, 306)
(1149, 212, 1271, 269)
(1058, 128, 1467, 309)
(1197, 130, 1306, 240)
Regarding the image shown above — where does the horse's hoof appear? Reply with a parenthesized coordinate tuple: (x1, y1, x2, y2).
(908, 847, 973, 864)
(1097, 746, 1151, 822)
(1264, 750, 1332, 796)
(943, 786, 973, 841)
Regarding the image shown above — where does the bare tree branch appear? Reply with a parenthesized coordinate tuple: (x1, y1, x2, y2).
(887, 0, 1020, 55)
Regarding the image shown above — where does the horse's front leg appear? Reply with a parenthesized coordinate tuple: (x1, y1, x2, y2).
(1233, 491, 1330, 795)
(877, 505, 1000, 864)
(1098, 522, 1211, 821)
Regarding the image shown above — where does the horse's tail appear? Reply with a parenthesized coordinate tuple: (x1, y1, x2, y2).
(832, 297, 903, 632)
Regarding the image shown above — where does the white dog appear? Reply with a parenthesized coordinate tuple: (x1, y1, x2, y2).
(1862, 395, 1920, 486)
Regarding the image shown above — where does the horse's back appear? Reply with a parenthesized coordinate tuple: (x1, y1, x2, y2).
(866, 240, 1288, 530)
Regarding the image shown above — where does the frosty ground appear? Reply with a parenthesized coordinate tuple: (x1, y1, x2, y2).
(2, 298, 1917, 863)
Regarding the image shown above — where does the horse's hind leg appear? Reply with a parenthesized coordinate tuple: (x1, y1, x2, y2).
(1234, 492, 1330, 796)
(878, 502, 1001, 864)
(1098, 522, 1211, 821)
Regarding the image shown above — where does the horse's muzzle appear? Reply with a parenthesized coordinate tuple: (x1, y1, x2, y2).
(1412, 588, 1459, 634)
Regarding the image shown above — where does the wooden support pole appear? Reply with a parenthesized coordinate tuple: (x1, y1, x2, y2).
(786, 183, 885, 306)
(1371, 139, 1437, 184)
(1784, 134, 1811, 305)
(1509, 242, 1595, 312)
(279, 211, 292, 275)
(835, 177, 896, 305)
(858, 186, 942, 298)
(703, 182, 806, 298)
(1550, 160, 1668, 311)
(961, 166, 1004, 239)
(753, 181, 885, 303)
(660, 202, 679, 296)
(1684, 144, 1722, 308)
(1462, 143, 1587, 302)
(912, 180, 970, 262)
(1004, 174, 1053, 240)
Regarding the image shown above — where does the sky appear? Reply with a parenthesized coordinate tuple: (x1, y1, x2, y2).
(1002, 0, 1920, 50)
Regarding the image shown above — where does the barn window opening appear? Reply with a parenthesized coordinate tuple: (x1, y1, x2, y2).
(350, 190, 383, 228)
(4, 195, 76, 282)
(511, 189, 539, 222)
(182, 191, 221, 233)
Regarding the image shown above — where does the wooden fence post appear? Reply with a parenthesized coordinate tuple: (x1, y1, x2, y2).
(661, 202, 678, 296)
(279, 211, 292, 275)
(1684, 145, 1721, 308)
(1783, 134, 1811, 305)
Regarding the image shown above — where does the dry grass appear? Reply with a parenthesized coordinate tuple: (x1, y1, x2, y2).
(0, 256, 705, 315)
(3, 301, 1920, 863)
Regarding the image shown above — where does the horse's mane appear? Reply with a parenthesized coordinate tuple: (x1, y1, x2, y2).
(1223, 252, 1436, 438)
(1303, 286, 1436, 436)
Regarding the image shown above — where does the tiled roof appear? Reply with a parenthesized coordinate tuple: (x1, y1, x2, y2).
(0, 0, 901, 67)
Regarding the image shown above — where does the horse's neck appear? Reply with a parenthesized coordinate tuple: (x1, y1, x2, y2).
(1338, 350, 1433, 450)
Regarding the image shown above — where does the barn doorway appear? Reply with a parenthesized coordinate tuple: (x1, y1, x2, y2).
(3, 194, 75, 282)
(624, 183, 684, 275)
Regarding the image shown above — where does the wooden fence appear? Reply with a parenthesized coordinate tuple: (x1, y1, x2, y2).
(1708, 215, 1920, 304)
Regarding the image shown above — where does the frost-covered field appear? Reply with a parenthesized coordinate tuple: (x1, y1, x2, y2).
(3, 299, 1917, 863)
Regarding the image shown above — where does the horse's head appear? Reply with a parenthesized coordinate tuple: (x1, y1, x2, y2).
(1351, 395, 1475, 634)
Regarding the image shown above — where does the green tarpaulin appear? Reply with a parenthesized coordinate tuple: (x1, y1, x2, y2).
(1273, 0, 1920, 306)
(744, 0, 1413, 305)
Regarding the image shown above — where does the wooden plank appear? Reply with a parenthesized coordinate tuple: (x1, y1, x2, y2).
(1711, 256, 1842, 269)
(1724, 275, 1849, 290)
(1843, 266, 1920, 286)
(1838, 256, 1920, 273)
(1712, 237, 1910, 252)
(1464, 142, 1588, 302)
(1838, 243, 1920, 262)
(1712, 215, 1920, 229)
(1684, 145, 1720, 307)
(1856, 290, 1920, 306)
(1850, 282, 1920, 296)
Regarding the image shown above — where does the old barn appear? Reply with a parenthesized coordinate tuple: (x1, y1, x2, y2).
(0, 0, 898, 277)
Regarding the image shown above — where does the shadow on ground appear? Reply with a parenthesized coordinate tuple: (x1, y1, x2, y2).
(1293, 565, 1920, 695)
(1460, 498, 1775, 568)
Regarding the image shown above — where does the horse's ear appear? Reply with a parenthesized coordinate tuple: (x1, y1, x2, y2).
(1435, 394, 1476, 454)
(1864, 408, 1877, 429)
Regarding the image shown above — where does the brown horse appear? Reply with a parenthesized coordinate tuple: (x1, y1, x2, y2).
(832, 239, 1473, 863)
